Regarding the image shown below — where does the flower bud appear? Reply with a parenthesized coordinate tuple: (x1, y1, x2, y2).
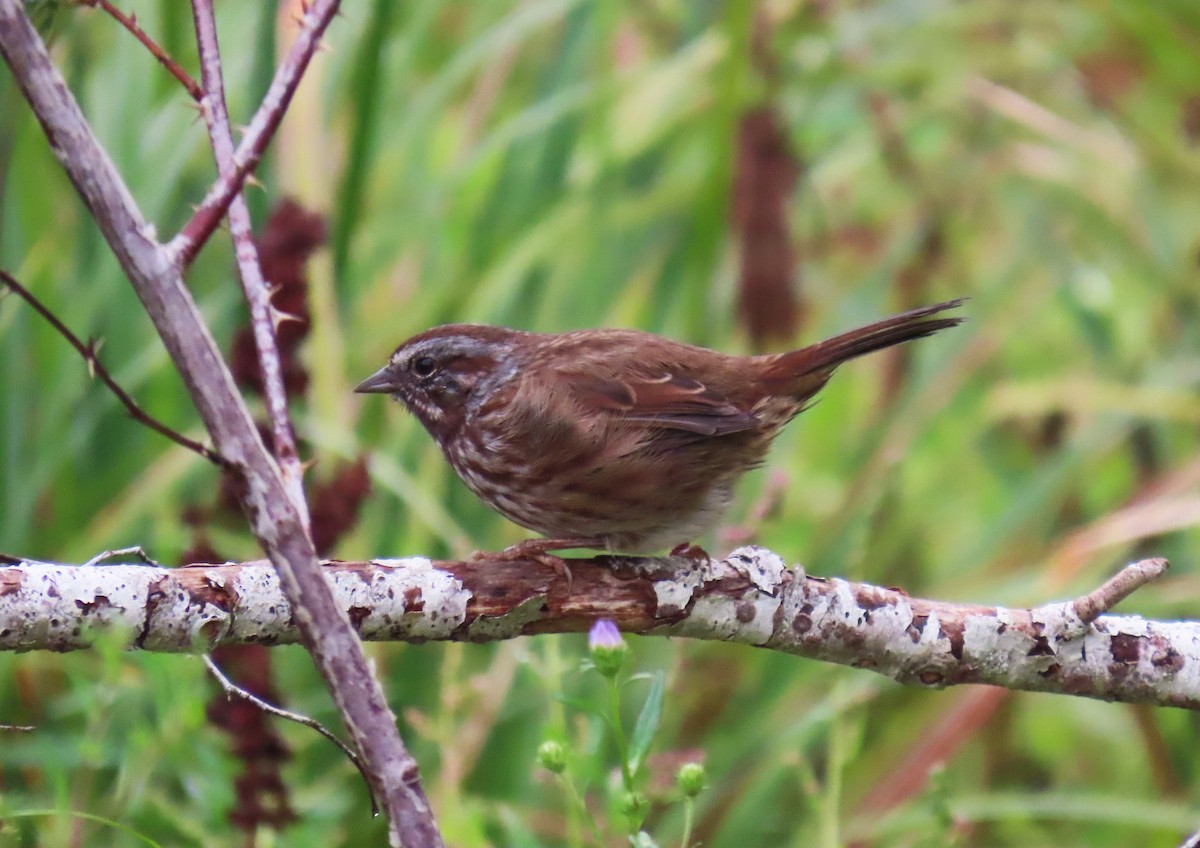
(588, 618, 628, 678)
(619, 790, 649, 821)
(536, 740, 567, 774)
(676, 762, 706, 797)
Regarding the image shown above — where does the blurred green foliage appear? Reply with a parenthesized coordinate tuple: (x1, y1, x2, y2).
(2, 1, 1199, 845)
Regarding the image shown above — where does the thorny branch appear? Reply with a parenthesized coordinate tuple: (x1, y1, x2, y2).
(0, 269, 226, 466)
(0, 3, 442, 845)
(191, 0, 309, 524)
(0, 552, 1192, 711)
(170, 0, 342, 267)
(79, 0, 203, 100)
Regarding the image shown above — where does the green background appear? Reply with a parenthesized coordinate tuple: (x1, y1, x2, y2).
(2, 1, 1198, 845)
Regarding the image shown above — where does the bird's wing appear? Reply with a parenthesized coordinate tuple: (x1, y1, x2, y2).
(565, 371, 758, 437)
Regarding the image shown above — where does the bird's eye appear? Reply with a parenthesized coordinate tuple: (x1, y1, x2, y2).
(412, 356, 436, 377)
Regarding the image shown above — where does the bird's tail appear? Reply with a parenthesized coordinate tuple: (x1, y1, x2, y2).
(758, 299, 964, 397)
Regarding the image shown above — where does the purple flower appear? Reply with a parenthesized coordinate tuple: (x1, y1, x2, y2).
(589, 618, 622, 650)
(588, 618, 628, 678)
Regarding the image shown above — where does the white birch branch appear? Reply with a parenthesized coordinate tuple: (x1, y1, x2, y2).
(1, 550, 1193, 711)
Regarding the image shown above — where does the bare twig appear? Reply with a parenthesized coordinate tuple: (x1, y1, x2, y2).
(170, 0, 342, 268)
(191, 0, 309, 524)
(0, 552, 1192, 711)
(1073, 557, 1169, 625)
(202, 654, 378, 816)
(83, 546, 159, 568)
(0, 269, 226, 466)
(0, 723, 35, 732)
(79, 0, 203, 101)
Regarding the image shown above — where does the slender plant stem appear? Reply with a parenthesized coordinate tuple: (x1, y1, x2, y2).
(556, 772, 604, 845)
(608, 677, 633, 791)
(679, 798, 695, 848)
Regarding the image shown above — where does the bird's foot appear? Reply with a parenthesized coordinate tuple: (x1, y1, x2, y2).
(670, 541, 712, 567)
(473, 537, 604, 594)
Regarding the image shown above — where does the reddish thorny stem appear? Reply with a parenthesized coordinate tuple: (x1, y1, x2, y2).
(191, 0, 309, 525)
(169, 1, 343, 269)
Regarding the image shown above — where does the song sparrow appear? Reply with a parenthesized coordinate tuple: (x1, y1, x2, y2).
(356, 300, 962, 557)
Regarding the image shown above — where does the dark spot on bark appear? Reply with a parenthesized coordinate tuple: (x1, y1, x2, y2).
(348, 606, 371, 630)
(75, 595, 111, 614)
(659, 604, 682, 618)
(943, 620, 965, 660)
(1151, 645, 1184, 673)
(0, 569, 23, 597)
(736, 602, 756, 623)
(1110, 633, 1140, 664)
(1027, 635, 1054, 657)
(1039, 663, 1060, 679)
(829, 620, 866, 649)
(918, 669, 944, 686)
(181, 574, 235, 611)
(908, 613, 928, 643)
(792, 612, 812, 634)
(854, 588, 895, 612)
(138, 578, 170, 649)
(1059, 670, 1097, 697)
(996, 622, 1007, 634)
(403, 587, 424, 612)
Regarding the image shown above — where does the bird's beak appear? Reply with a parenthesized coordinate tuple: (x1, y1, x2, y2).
(354, 364, 400, 394)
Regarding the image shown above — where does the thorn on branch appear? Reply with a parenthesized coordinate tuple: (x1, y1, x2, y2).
(0, 269, 231, 468)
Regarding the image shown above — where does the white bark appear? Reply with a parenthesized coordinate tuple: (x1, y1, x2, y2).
(2, 550, 1193, 711)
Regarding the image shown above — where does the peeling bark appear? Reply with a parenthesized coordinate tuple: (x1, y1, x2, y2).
(2, 550, 1192, 711)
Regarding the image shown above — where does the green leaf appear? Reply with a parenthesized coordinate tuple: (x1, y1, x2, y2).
(627, 670, 664, 776)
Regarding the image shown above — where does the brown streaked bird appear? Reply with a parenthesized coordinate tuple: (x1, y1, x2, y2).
(356, 300, 963, 559)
